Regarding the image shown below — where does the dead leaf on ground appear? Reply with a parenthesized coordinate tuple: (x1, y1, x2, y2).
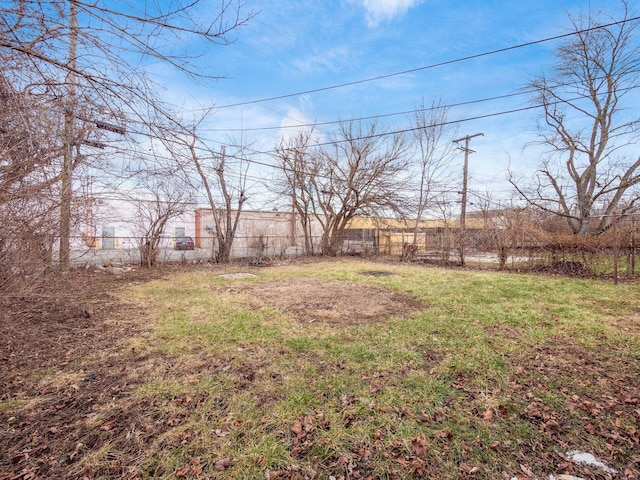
(411, 437, 427, 458)
(213, 456, 233, 471)
(460, 462, 479, 474)
(433, 429, 452, 440)
(520, 463, 535, 478)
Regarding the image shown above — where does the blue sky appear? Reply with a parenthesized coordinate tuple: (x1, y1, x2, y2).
(154, 0, 636, 208)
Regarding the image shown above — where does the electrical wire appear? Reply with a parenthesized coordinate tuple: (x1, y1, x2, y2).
(202, 91, 529, 133)
(81, 80, 640, 192)
(213, 16, 640, 109)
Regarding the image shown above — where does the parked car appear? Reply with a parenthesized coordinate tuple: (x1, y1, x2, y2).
(174, 236, 195, 250)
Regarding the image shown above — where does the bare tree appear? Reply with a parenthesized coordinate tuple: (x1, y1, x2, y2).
(409, 99, 457, 249)
(1, 0, 253, 269)
(1, 1, 251, 86)
(276, 120, 410, 256)
(205, 146, 248, 263)
(511, 2, 640, 235)
(273, 130, 319, 255)
(130, 172, 191, 267)
(158, 117, 248, 263)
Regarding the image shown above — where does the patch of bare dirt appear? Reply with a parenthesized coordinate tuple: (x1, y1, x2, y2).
(214, 277, 427, 325)
(0, 265, 209, 479)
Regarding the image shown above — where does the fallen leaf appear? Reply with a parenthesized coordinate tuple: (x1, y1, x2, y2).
(213, 456, 233, 471)
(512, 474, 531, 480)
(99, 419, 115, 431)
(520, 463, 535, 478)
(291, 421, 303, 435)
(175, 465, 190, 477)
(434, 429, 452, 439)
(411, 457, 428, 475)
(460, 463, 479, 474)
(411, 437, 427, 458)
(542, 419, 559, 432)
(191, 464, 203, 475)
(303, 415, 314, 431)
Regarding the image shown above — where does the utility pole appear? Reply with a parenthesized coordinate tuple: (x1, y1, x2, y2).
(453, 132, 484, 266)
(58, 3, 124, 271)
(291, 156, 297, 247)
(59, 0, 78, 271)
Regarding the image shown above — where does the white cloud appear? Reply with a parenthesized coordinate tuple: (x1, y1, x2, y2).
(355, 0, 421, 27)
(278, 106, 323, 143)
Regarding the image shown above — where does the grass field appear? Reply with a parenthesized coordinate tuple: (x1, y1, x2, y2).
(119, 259, 640, 479)
(2, 258, 639, 479)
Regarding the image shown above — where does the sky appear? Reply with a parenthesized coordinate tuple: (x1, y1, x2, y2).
(150, 0, 638, 210)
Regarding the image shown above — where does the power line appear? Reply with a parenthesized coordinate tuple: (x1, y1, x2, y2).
(238, 80, 639, 155)
(190, 68, 640, 135)
(214, 16, 640, 109)
(202, 91, 528, 133)
(110, 84, 640, 183)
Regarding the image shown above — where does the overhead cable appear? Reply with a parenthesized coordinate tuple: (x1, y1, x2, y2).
(214, 16, 640, 109)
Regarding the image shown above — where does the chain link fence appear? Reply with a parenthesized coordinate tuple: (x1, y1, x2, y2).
(3, 226, 638, 293)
